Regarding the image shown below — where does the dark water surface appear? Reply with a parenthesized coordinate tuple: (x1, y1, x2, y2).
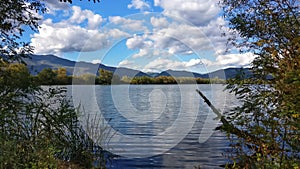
(69, 84, 238, 169)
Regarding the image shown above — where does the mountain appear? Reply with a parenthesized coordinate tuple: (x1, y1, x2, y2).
(25, 54, 76, 75)
(25, 54, 251, 79)
(156, 69, 208, 78)
(25, 55, 149, 77)
(209, 68, 252, 79)
(155, 68, 251, 79)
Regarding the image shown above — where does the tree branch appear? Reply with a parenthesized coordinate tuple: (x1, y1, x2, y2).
(196, 89, 281, 151)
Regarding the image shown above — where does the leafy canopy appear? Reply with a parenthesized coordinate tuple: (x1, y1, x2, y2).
(221, 0, 300, 168)
(0, 0, 106, 168)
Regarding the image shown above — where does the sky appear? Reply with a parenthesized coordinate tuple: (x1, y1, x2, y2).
(26, 0, 256, 73)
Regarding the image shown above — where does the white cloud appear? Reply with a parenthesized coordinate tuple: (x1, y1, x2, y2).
(31, 2, 246, 72)
(128, 0, 151, 11)
(186, 58, 203, 67)
(44, 0, 70, 11)
(126, 34, 153, 50)
(92, 59, 102, 64)
(109, 16, 146, 32)
(215, 52, 256, 67)
(118, 60, 137, 68)
(107, 29, 131, 39)
(127, 35, 174, 58)
(154, 0, 220, 26)
(31, 6, 129, 56)
(69, 6, 103, 30)
(126, 18, 227, 56)
(150, 17, 168, 28)
(31, 21, 108, 55)
(119, 52, 255, 73)
(126, 34, 148, 49)
(133, 49, 148, 58)
(142, 57, 205, 72)
(123, 15, 230, 60)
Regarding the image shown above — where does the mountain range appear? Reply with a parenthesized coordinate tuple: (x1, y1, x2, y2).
(25, 54, 251, 79)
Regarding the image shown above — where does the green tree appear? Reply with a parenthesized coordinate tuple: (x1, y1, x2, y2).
(196, 78, 210, 84)
(152, 76, 177, 84)
(37, 68, 57, 85)
(97, 69, 120, 84)
(131, 76, 154, 84)
(0, 0, 45, 63)
(154, 76, 169, 84)
(0, 0, 106, 168)
(220, 0, 300, 168)
(0, 0, 100, 63)
(120, 75, 132, 84)
(0, 62, 32, 89)
(76, 73, 97, 84)
(55, 67, 69, 85)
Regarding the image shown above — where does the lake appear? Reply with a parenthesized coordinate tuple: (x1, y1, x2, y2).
(69, 84, 238, 168)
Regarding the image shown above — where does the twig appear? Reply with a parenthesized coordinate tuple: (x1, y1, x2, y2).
(196, 89, 281, 150)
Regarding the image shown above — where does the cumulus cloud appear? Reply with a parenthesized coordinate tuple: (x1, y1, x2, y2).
(118, 60, 139, 69)
(150, 17, 168, 28)
(107, 29, 130, 39)
(128, 0, 151, 11)
(44, 0, 70, 11)
(31, 6, 129, 56)
(31, 20, 108, 55)
(126, 34, 148, 49)
(31, 2, 246, 71)
(119, 52, 255, 73)
(125, 32, 194, 58)
(109, 16, 147, 32)
(126, 34, 153, 49)
(125, 17, 228, 57)
(184, 53, 256, 69)
(154, 0, 220, 26)
(186, 58, 204, 67)
(69, 6, 103, 30)
(215, 52, 256, 67)
(142, 57, 206, 72)
(132, 48, 151, 58)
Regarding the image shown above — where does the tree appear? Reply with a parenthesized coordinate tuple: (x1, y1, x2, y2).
(220, 0, 300, 168)
(97, 69, 120, 84)
(0, 0, 100, 63)
(0, 71, 105, 168)
(37, 68, 57, 85)
(76, 73, 97, 84)
(55, 67, 69, 84)
(0, 0, 106, 168)
(131, 76, 154, 84)
(120, 76, 132, 84)
(0, 62, 32, 89)
(0, 0, 45, 63)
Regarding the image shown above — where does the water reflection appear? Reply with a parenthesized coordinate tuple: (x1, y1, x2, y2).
(70, 84, 236, 168)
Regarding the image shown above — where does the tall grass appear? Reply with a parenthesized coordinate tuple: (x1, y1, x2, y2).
(0, 86, 109, 168)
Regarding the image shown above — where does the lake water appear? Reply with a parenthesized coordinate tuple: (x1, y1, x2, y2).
(69, 84, 238, 168)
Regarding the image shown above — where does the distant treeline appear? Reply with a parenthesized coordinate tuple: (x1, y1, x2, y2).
(14, 64, 226, 85)
(37, 67, 225, 85)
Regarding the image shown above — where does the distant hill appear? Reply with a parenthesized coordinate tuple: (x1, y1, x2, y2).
(25, 54, 252, 79)
(155, 68, 251, 79)
(25, 55, 149, 78)
(156, 69, 209, 78)
(209, 68, 252, 79)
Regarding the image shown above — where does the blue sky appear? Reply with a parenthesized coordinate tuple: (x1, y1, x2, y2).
(27, 0, 255, 73)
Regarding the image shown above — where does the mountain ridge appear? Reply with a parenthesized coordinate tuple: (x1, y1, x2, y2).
(25, 54, 251, 79)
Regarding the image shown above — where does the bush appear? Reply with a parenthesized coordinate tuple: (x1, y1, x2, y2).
(0, 62, 107, 168)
